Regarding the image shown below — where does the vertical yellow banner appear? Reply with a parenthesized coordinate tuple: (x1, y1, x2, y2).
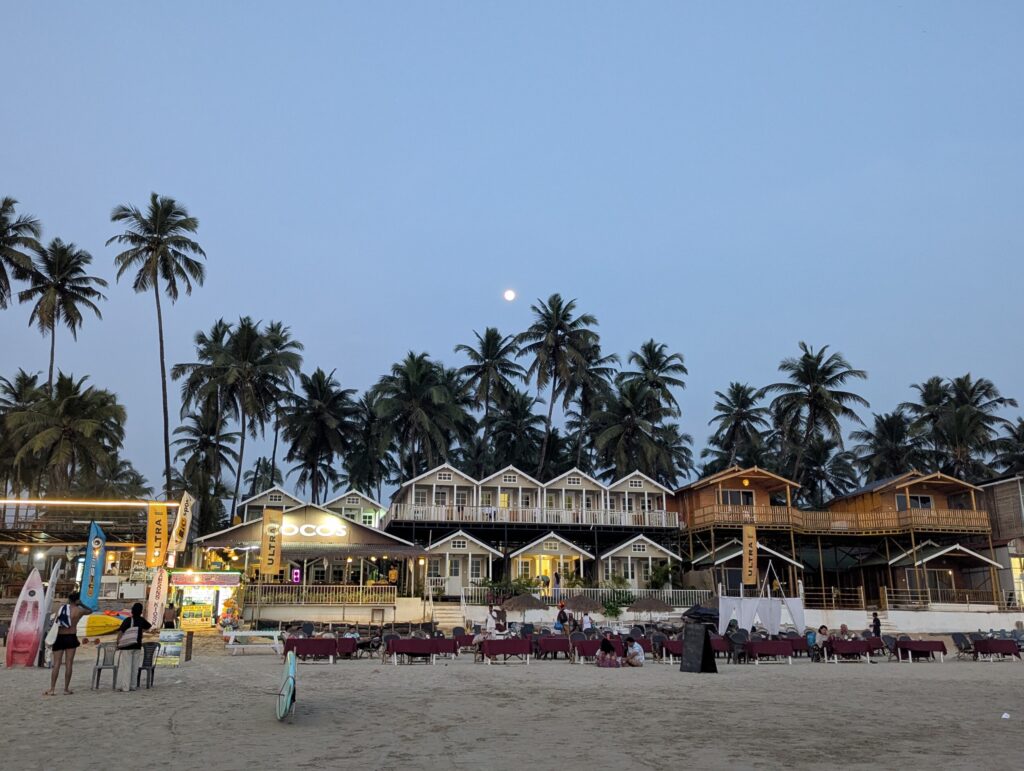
(261, 509, 283, 578)
(742, 525, 758, 586)
(146, 504, 169, 568)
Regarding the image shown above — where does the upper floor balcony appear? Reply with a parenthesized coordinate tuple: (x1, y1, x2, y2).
(381, 503, 679, 530)
(684, 504, 991, 535)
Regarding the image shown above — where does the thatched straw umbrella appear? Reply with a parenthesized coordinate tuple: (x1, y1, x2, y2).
(563, 595, 604, 614)
(626, 596, 674, 624)
(502, 593, 547, 623)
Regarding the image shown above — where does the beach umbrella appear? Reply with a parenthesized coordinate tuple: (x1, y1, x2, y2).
(563, 595, 604, 613)
(501, 593, 547, 623)
(627, 597, 674, 624)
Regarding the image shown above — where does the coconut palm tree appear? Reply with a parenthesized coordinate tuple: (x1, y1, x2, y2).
(341, 391, 396, 503)
(565, 341, 619, 470)
(282, 368, 357, 504)
(0, 197, 41, 309)
(108, 193, 206, 496)
(173, 406, 240, 533)
(592, 380, 665, 480)
(850, 411, 925, 482)
(0, 370, 46, 506)
(374, 352, 469, 479)
(764, 342, 868, 484)
(620, 339, 687, 416)
(800, 437, 859, 508)
(73, 456, 153, 499)
(454, 327, 524, 445)
(219, 317, 301, 514)
(243, 457, 283, 499)
(6, 373, 126, 493)
(994, 418, 1024, 475)
(18, 239, 107, 394)
(487, 389, 545, 471)
(264, 321, 305, 472)
(933, 405, 998, 480)
(651, 423, 695, 488)
(900, 376, 952, 472)
(517, 294, 598, 478)
(706, 382, 770, 467)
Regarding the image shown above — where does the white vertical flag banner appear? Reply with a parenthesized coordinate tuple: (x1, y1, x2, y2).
(145, 568, 168, 629)
(167, 492, 196, 556)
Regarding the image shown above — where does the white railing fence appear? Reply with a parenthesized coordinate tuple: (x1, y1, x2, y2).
(461, 586, 711, 608)
(386, 503, 679, 529)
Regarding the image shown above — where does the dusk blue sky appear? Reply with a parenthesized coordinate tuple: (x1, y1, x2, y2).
(3, 3, 1022, 495)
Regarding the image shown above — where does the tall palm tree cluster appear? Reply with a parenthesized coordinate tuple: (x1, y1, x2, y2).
(5, 195, 1024, 532)
(702, 345, 1022, 507)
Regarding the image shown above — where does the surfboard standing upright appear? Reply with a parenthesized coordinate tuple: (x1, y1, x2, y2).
(81, 522, 107, 611)
(37, 560, 63, 666)
(6, 569, 44, 668)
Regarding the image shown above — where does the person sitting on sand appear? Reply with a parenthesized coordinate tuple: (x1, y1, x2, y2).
(623, 636, 645, 667)
(45, 590, 91, 696)
(596, 637, 621, 668)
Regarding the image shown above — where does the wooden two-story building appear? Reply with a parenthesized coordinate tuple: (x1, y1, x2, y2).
(670, 466, 1000, 608)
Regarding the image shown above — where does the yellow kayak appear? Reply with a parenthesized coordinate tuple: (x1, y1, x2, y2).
(76, 614, 124, 638)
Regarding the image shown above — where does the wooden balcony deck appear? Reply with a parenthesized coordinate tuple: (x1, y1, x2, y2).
(685, 505, 991, 535)
(382, 503, 679, 530)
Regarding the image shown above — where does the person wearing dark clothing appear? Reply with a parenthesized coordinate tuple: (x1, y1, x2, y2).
(115, 603, 153, 692)
(871, 612, 881, 638)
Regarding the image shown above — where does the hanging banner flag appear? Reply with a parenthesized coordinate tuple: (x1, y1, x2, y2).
(261, 509, 284, 579)
(146, 504, 169, 568)
(145, 567, 168, 629)
(81, 522, 107, 610)
(166, 492, 196, 556)
(742, 525, 758, 586)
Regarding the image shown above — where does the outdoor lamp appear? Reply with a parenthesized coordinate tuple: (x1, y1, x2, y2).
(370, 557, 377, 562)
(418, 558, 426, 566)
(346, 557, 353, 563)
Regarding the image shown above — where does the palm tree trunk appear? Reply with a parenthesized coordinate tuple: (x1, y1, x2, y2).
(535, 378, 558, 478)
(232, 406, 248, 517)
(271, 413, 280, 475)
(153, 281, 173, 497)
(47, 323, 56, 396)
(575, 413, 585, 469)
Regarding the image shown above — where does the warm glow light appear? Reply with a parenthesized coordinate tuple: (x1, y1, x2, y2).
(503, 289, 516, 302)
(35, 551, 45, 560)
(418, 558, 426, 566)
(742, 479, 750, 487)
(370, 557, 377, 562)
(0, 498, 179, 508)
(346, 557, 353, 563)
(21, 546, 29, 553)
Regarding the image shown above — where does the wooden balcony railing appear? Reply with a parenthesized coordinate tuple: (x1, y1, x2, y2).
(685, 505, 990, 535)
(383, 504, 679, 529)
(240, 583, 398, 606)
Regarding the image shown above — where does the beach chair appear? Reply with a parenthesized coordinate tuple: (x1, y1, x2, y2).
(728, 632, 748, 664)
(520, 623, 535, 637)
(92, 643, 119, 690)
(453, 626, 466, 638)
(650, 633, 667, 661)
(951, 633, 974, 660)
(135, 642, 160, 689)
(301, 622, 315, 637)
(882, 635, 899, 661)
(584, 628, 597, 639)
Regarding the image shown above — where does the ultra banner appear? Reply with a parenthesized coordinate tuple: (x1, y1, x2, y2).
(146, 503, 169, 568)
(166, 492, 195, 556)
(261, 509, 284, 578)
(81, 521, 107, 610)
(742, 525, 758, 586)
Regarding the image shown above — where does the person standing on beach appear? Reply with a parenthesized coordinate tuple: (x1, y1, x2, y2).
(581, 612, 593, 633)
(44, 591, 91, 696)
(553, 570, 561, 602)
(871, 612, 881, 638)
(115, 603, 153, 692)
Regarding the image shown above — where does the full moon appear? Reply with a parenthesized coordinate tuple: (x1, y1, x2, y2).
(503, 289, 517, 302)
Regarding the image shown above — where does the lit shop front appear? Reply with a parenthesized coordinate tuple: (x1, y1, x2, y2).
(193, 505, 425, 599)
(168, 570, 242, 629)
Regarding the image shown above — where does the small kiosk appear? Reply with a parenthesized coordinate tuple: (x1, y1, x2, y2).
(168, 569, 242, 629)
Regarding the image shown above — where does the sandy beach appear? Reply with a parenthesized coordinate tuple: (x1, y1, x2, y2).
(1, 634, 1022, 770)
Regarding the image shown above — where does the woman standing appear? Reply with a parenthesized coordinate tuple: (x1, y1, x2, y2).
(115, 603, 153, 692)
(44, 591, 91, 696)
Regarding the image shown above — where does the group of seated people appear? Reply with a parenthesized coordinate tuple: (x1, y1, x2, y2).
(596, 634, 645, 668)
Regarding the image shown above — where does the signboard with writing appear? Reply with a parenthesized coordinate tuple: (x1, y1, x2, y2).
(166, 492, 195, 555)
(679, 622, 718, 674)
(156, 629, 185, 667)
(168, 571, 242, 587)
(261, 508, 284, 575)
(146, 504, 169, 568)
(742, 525, 758, 586)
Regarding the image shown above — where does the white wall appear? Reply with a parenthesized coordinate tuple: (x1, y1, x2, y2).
(806, 608, 1024, 634)
(243, 597, 426, 624)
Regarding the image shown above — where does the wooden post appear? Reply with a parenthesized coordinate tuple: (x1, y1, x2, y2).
(988, 532, 1000, 606)
(817, 536, 826, 606)
(709, 526, 717, 591)
(884, 538, 894, 592)
(789, 529, 799, 595)
(909, 527, 924, 602)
